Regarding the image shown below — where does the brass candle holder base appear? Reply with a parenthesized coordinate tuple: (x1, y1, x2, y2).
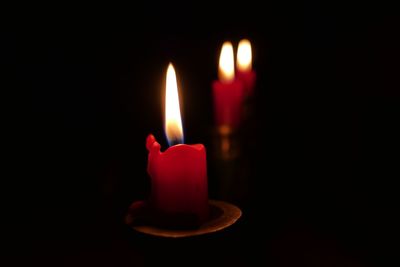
(125, 200, 242, 238)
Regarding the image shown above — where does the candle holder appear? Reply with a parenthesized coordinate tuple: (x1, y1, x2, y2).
(125, 200, 241, 238)
(213, 125, 241, 160)
(209, 122, 255, 205)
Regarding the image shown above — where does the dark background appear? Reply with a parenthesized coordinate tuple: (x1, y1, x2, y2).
(7, 1, 399, 266)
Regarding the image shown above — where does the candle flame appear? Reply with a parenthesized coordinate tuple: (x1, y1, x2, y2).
(237, 39, 252, 72)
(165, 63, 184, 146)
(218, 41, 235, 83)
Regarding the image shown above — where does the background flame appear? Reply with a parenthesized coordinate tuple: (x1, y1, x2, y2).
(237, 39, 252, 72)
(218, 42, 235, 83)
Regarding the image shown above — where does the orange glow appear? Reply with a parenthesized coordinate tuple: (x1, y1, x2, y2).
(218, 41, 235, 83)
(237, 39, 252, 72)
(165, 63, 184, 145)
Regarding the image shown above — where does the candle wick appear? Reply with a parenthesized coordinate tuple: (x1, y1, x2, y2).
(168, 138, 183, 147)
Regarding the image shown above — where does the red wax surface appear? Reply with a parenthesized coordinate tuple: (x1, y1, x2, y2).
(237, 70, 256, 96)
(212, 79, 245, 129)
(146, 134, 208, 223)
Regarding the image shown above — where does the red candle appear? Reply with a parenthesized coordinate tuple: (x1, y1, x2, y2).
(236, 39, 256, 96)
(146, 64, 208, 226)
(212, 41, 245, 130)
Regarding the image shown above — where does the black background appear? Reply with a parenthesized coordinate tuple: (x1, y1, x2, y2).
(7, 1, 399, 266)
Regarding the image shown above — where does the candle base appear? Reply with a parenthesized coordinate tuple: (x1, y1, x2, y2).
(125, 200, 241, 238)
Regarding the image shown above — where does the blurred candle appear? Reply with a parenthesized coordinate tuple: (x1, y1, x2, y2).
(146, 63, 208, 226)
(212, 41, 245, 130)
(236, 39, 256, 95)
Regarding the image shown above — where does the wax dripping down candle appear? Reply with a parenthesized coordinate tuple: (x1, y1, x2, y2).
(236, 39, 256, 96)
(146, 63, 208, 227)
(212, 42, 245, 130)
